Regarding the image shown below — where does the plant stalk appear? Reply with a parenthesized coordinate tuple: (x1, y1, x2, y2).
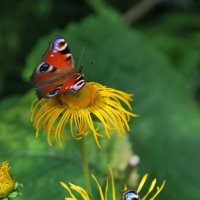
(79, 138, 93, 197)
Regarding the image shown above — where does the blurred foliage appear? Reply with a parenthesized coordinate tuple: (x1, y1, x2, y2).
(137, 11, 200, 82)
(0, 0, 200, 200)
(0, 89, 135, 199)
(0, 0, 91, 98)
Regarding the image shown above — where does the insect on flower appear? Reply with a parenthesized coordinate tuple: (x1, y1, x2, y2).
(61, 168, 165, 200)
(30, 36, 85, 99)
(30, 36, 138, 147)
(121, 190, 140, 200)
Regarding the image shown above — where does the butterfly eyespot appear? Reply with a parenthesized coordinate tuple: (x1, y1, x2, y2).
(70, 75, 85, 92)
(31, 36, 82, 99)
(53, 37, 66, 51)
(39, 63, 49, 72)
(59, 41, 65, 47)
(124, 191, 140, 200)
(49, 88, 60, 96)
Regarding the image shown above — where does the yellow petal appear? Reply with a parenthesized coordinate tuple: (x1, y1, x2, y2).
(92, 174, 105, 200)
(149, 180, 166, 200)
(142, 178, 157, 200)
(136, 174, 148, 193)
(69, 182, 90, 200)
(60, 182, 77, 200)
(109, 167, 116, 200)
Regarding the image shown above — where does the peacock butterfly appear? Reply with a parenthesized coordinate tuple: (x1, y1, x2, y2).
(30, 36, 85, 99)
(121, 189, 140, 200)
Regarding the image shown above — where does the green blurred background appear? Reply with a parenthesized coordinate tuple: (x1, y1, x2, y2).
(0, 0, 200, 199)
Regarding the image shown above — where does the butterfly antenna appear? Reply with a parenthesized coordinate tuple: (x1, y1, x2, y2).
(80, 61, 94, 69)
(78, 45, 86, 67)
(84, 61, 94, 67)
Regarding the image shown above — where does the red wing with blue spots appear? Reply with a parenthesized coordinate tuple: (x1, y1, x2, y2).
(121, 190, 140, 200)
(30, 36, 85, 99)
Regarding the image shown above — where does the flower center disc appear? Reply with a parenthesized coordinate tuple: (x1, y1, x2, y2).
(57, 83, 99, 109)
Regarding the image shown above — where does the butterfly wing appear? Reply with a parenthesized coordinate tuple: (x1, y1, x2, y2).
(44, 36, 74, 69)
(31, 36, 74, 86)
(30, 36, 84, 99)
(33, 67, 83, 98)
(59, 72, 85, 93)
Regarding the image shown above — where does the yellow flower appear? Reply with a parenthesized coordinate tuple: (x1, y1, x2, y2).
(122, 174, 166, 200)
(0, 161, 15, 198)
(60, 167, 165, 200)
(31, 82, 137, 147)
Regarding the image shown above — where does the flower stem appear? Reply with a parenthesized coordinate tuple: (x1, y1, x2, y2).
(79, 138, 93, 197)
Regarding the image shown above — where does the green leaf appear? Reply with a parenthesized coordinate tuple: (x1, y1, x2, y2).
(1, 12, 200, 200)
(14, 182, 18, 190)
(8, 192, 18, 198)
(137, 11, 200, 81)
